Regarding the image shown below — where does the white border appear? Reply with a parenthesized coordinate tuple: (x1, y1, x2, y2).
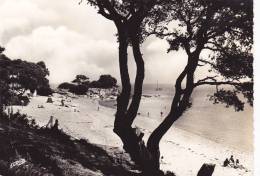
(254, 0, 259, 175)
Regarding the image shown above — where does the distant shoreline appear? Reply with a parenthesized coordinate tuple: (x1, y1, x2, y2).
(98, 90, 253, 153)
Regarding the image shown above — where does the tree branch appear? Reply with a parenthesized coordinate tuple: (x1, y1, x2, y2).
(194, 81, 242, 87)
(198, 59, 216, 68)
(197, 76, 217, 83)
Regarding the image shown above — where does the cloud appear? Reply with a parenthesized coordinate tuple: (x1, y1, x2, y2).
(5, 26, 118, 83)
(0, 0, 210, 85)
(0, 0, 59, 44)
(0, 0, 116, 44)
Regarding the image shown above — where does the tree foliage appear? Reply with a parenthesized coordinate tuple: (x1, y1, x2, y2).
(58, 74, 117, 95)
(90, 74, 117, 88)
(84, 0, 253, 174)
(72, 74, 90, 85)
(148, 0, 253, 110)
(0, 47, 52, 109)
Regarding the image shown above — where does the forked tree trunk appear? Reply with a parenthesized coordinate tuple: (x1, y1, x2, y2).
(114, 27, 131, 128)
(113, 39, 201, 174)
(113, 26, 150, 172)
(126, 34, 145, 125)
(145, 53, 199, 173)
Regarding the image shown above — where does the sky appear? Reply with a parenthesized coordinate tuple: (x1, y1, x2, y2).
(0, 0, 213, 85)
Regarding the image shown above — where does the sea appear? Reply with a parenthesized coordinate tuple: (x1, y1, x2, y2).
(138, 84, 253, 153)
(52, 83, 253, 153)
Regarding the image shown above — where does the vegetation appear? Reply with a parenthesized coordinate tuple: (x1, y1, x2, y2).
(0, 47, 52, 112)
(0, 112, 141, 176)
(82, 0, 168, 174)
(58, 74, 117, 95)
(89, 74, 117, 88)
(84, 0, 253, 175)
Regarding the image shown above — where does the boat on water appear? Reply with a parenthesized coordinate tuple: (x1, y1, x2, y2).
(155, 80, 162, 91)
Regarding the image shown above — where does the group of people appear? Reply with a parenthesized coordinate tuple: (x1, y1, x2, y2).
(223, 155, 244, 169)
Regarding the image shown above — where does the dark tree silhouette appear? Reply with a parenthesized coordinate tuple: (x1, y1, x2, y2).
(145, 0, 253, 171)
(83, 0, 253, 174)
(83, 0, 166, 174)
(72, 74, 90, 85)
(90, 74, 117, 88)
(0, 48, 52, 101)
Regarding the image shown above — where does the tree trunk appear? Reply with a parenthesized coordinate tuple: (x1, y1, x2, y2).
(114, 28, 131, 128)
(126, 34, 145, 125)
(113, 27, 150, 172)
(146, 53, 199, 172)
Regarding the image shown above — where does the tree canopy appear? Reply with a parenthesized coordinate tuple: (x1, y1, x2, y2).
(58, 74, 117, 95)
(83, 0, 253, 174)
(147, 0, 253, 111)
(0, 47, 52, 109)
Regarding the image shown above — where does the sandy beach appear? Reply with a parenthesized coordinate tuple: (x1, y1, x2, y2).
(12, 93, 253, 176)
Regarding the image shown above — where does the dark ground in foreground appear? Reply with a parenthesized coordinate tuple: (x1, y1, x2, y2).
(0, 115, 141, 176)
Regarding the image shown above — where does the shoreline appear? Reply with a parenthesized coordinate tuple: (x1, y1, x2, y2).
(98, 96, 253, 153)
(12, 94, 253, 176)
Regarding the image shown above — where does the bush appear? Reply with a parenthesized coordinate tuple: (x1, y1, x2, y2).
(37, 86, 53, 96)
(58, 82, 75, 90)
(90, 75, 117, 89)
(69, 85, 88, 95)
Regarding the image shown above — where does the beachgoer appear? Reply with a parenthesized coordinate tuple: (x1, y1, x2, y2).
(234, 159, 240, 168)
(61, 99, 65, 106)
(160, 156, 165, 164)
(236, 159, 239, 165)
(223, 158, 230, 167)
(46, 116, 54, 128)
(160, 111, 163, 117)
(52, 119, 59, 131)
(229, 155, 235, 164)
(147, 112, 150, 117)
(97, 106, 100, 111)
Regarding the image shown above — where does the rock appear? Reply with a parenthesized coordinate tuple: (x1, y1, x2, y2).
(197, 163, 215, 176)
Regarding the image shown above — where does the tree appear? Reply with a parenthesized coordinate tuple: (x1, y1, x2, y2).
(69, 84, 89, 95)
(144, 0, 253, 171)
(84, 0, 253, 174)
(84, 1, 166, 174)
(90, 74, 117, 88)
(72, 74, 90, 85)
(0, 80, 10, 113)
(0, 48, 52, 102)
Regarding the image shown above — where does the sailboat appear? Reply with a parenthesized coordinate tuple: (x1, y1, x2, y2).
(155, 80, 162, 91)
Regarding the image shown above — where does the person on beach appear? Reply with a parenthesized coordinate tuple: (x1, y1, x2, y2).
(229, 155, 235, 164)
(97, 106, 100, 111)
(160, 111, 163, 117)
(235, 159, 239, 166)
(223, 158, 230, 167)
(234, 159, 241, 169)
(52, 119, 59, 131)
(147, 112, 150, 117)
(61, 99, 65, 106)
(46, 116, 54, 128)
